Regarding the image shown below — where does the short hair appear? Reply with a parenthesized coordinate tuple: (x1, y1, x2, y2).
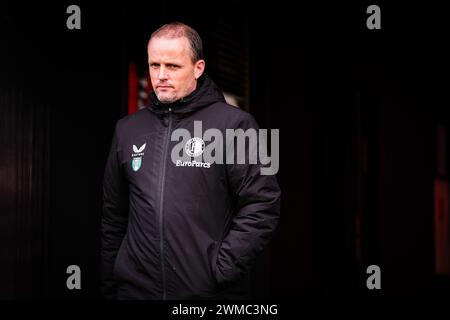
(148, 22, 203, 64)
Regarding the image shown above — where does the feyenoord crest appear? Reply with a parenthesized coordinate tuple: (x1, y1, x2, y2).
(132, 157, 142, 171)
(185, 137, 205, 157)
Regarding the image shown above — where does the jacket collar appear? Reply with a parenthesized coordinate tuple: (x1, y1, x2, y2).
(147, 74, 226, 116)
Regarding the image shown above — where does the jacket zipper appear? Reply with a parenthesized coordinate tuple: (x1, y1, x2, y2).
(159, 108, 172, 300)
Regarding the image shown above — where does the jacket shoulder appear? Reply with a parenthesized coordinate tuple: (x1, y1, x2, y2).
(208, 102, 258, 127)
(112, 109, 156, 145)
(116, 108, 151, 129)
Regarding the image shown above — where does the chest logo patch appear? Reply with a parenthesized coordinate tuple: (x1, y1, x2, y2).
(131, 143, 146, 172)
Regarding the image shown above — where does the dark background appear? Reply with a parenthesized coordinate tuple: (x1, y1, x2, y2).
(1, 1, 449, 299)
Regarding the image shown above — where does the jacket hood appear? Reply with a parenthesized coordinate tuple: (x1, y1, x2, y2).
(148, 74, 226, 115)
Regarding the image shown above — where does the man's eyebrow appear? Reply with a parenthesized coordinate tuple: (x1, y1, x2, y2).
(148, 61, 181, 65)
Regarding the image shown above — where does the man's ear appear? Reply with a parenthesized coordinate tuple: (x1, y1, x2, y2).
(194, 60, 205, 79)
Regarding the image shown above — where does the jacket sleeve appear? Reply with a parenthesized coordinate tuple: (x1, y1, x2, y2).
(101, 128, 129, 299)
(215, 114, 281, 286)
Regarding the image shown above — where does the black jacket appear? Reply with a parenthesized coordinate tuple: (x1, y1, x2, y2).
(101, 75, 281, 300)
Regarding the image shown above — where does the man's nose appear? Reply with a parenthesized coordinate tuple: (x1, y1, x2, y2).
(158, 67, 168, 80)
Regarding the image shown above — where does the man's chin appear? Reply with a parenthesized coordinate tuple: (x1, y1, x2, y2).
(157, 94, 177, 104)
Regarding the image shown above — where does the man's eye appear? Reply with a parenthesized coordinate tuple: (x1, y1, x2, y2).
(150, 64, 159, 69)
(168, 65, 179, 69)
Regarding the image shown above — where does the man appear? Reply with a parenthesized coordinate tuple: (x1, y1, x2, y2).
(101, 22, 280, 300)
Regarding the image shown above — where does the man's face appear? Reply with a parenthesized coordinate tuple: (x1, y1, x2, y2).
(147, 36, 205, 104)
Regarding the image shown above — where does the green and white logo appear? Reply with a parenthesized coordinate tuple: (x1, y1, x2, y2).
(131, 143, 146, 172)
(132, 157, 142, 171)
